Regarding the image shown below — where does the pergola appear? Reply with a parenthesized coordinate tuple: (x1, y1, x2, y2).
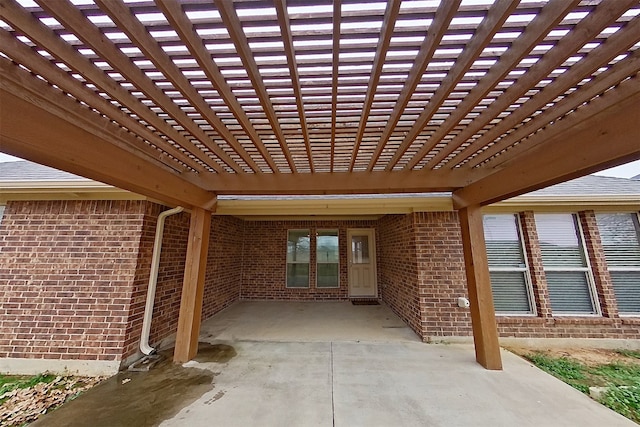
(1, 0, 639, 370)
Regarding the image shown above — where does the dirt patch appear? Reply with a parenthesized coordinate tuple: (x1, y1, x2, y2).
(507, 346, 640, 367)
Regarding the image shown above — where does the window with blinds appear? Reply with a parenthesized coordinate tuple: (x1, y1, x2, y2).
(596, 213, 640, 315)
(535, 213, 597, 314)
(483, 214, 533, 314)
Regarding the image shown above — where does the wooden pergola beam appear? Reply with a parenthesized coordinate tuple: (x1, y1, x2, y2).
(0, 28, 199, 174)
(348, 0, 401, 171)
(459, 205, 502, 370)
(215, 0, 297, 173)
(448, 13, 640, 168)
(403, 0, 581, 171)
(453, 83, 640, 208)
(0, 83, 214, 209)
(330, 0, 341, 172)
(174, 206, 211, 363)
(199, 168, 480, 195)
(384, 0, 519, 171)
(366, 0, 460, 171)
(0, 0, 220, 174)
(96, 0, 261, 173)
(156, 0, 279, 174)
(274, 0, 314, 172)
(467, 48, 640, 168)
(417, 0, 634, 170)
(37, 0, 242, 173)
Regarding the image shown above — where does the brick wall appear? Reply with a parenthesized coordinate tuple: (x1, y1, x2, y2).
(121, 212, 245, 359)
(519, 211, 552, 318)
(579, 210, 618, 318)
(241, 219, 377, 300)
(0, 200, 146, 362)
(405, 210, 640, 341)
(1, 197, 638, 365)
(413, 212, 472, 338)
(202, 215, 244, 319)
(0, 201, 249, 364)
(378, 214, 421, 337)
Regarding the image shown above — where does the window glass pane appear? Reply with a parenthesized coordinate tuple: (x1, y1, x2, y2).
(611, 271, 640, 314)
(596, 213, 640, 267)
(483, 214, 525, 268)
(287, 230, 310, 263)
(351, 235, 370, 264)
(317, 264, 339, 288)
(536, 214, 586, 267)
(546, 271, 595, 313)
(317, 230, 339, 288)
(490, 271, 532, 313)
(287, 264, 309, 288)
(317, 230, 339, 263)
(287, 229, 310, 288)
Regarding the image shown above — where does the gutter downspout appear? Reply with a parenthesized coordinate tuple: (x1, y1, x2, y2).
(140, 206, 184, 355)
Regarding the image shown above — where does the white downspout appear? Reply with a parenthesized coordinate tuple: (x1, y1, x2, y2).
(140, 206, 184, 355)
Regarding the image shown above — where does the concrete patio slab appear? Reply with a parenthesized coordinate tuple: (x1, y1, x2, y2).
(200, 301, 420, 343)
(31, 302, 635, 426)
(159, 340, 633, 427)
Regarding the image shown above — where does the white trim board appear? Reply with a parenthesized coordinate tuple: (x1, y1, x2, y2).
(0, 357, 121, 376)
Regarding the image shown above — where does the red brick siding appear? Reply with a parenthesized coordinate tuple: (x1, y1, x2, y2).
(497, 317, 640, 339)
(579, 210, 619, 318)
(241, 220, 377, 300)
(121, 212, 244, 359)
(378, 214, 421, 337)
(413, 212, 472, 338)
(202, 215, 244, 319)
(0, 200, 146, 361)
(519, 211, 552, 318)
(496, 211, 636, 339)
(150, 211, 191, 342)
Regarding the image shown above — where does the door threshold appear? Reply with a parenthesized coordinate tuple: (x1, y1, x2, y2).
(350, 299, 380, 305)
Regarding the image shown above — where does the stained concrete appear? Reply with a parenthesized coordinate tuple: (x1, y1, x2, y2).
(31, 302, 636, 426)
(30, 345, 224, 427)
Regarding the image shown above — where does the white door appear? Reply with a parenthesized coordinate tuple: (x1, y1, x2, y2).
(347, 229, 377, 297)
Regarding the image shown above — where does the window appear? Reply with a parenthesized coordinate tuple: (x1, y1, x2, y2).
(287, 229, 310, 288)
(0, 205, 4, 224)
(483, 214, 533, 314)
(596, 213, 640, 315)
(317, 230, 339, 288)
(535, 213, 597, 314)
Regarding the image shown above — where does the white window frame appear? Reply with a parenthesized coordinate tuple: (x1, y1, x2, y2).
(316, 229, 340, 289)
(538, 213, 601, 316)
(486, 214, 536, 316)
(598, 211, 640, 317)
(286, 229, 311, 289)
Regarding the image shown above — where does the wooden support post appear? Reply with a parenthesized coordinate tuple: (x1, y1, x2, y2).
(458, 205, 502, 370)
(174, 207, 211, 363)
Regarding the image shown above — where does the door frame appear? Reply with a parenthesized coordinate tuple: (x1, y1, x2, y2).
(347, 228, 378, 298)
